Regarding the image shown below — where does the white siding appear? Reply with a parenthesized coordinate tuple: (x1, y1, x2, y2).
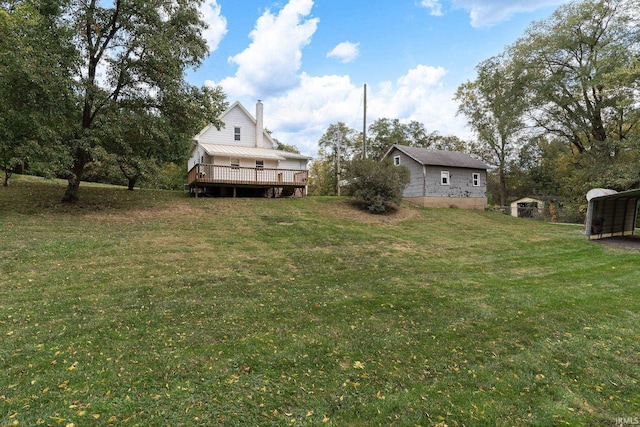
(196, 105, 275, 149)
(279, 158, 308, 170)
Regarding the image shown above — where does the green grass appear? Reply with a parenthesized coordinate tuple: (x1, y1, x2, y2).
(1, 175, 639, 426)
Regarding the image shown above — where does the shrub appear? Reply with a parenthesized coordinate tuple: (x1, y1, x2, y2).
(345, 157, 410, 213)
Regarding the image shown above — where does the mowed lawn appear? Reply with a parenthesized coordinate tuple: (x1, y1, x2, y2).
(1, 176, 639, 427)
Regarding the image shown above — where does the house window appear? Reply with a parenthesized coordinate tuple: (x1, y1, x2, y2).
(234, 127, 241, 141)
(256, 160, 264, 169)
(472, 173, 480, 186)
(441, 171, 450, 185)
(230, 158, 240, 168)
(393, 156, 401, 166)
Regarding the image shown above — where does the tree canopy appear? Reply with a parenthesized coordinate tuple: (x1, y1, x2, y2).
(0, 0, 227, 200)
(456, 0, 640, 208)
(0, 0, 75, 186)
(510, 0, 640, 157)
(455, 54, 527, 206)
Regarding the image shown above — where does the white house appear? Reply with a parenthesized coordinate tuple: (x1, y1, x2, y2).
(187, 101, 311, 197)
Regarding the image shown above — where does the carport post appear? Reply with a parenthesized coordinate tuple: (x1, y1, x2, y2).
(585, 199, 594, 239)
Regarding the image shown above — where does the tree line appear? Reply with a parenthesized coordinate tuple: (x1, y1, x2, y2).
(1, 0, 228, 200)
(312, 0, 640, 219)
(3, 0, 638, 214)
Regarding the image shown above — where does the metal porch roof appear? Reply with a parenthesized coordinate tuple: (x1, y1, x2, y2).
(199, 143, 311, 161)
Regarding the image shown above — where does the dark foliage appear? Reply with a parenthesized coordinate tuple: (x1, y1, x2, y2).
(345, 157, 410, 213)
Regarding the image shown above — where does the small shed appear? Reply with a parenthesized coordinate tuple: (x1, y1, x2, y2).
(510, 196, 563, 219)
(511, 197, 544, 218)
(585, 188, 640, 240)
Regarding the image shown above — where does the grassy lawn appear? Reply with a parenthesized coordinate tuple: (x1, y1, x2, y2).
(1, 175, 639, 426)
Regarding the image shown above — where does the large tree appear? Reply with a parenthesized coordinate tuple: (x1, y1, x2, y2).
(103, 85, 227, 190)
(0, 0, 75, 186)
(314, 122, 360, 195)
(455, 54, 527, 207)
(509, 0, 640, 156)
(60, 0, 213, 202)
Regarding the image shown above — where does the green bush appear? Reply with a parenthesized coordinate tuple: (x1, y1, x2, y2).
(345, 157, 410, 213)
(140, 162, 186, 190)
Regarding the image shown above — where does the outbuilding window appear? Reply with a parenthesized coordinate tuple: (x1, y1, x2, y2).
(472, 172, 480, 186)
(393, 156, 401, 166)
(441, 171, 450, 185)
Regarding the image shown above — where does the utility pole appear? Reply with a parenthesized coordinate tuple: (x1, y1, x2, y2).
(336, 130, 341, 196)
(363, 83, 367, 158)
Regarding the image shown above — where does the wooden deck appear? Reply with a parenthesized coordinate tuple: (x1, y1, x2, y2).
(187, 164, 308, 196)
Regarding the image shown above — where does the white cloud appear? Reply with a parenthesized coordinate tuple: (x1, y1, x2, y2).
(370, 65, 466, 137)
(453, 0, 569, 28)
(258, 73, 363, 156)
(218, 0, 319, 98)
(241, 65, 469, 158)
(420, 0, 570, 28)
(419, 0, 444, 16)
(200, 1, 477, 158)
(327, 41, 360, 63)
(199, 0, 227, 52)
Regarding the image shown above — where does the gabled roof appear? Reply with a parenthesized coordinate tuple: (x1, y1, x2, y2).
(511, 195, 564, 203)
(386, 144, 489, 170)
(192, 101, 276, 147)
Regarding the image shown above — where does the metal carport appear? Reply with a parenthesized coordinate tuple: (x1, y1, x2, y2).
(585, 188, 640, 240)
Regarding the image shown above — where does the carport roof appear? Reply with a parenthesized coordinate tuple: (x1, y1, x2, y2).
(587, 188, 640, 202)
(585, 188, 640, 240)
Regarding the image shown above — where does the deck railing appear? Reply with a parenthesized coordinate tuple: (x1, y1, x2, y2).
(188, 164, 308, 187)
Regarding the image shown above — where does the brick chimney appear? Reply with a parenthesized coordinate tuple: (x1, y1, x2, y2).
(255, 100, 264, 148)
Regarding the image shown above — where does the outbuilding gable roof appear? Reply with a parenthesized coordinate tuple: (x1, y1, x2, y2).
(387, 144, 489, 170)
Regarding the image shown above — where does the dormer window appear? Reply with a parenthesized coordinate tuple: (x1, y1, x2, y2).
(234, 127, 241, 141)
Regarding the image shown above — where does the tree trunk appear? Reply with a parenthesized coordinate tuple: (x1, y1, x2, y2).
(62, 176, 80, 203)
(3, 170, 10, 187)
(499, 166, 507, 208)
(62, 158, 87, 203)
(127, 176, 138, 191)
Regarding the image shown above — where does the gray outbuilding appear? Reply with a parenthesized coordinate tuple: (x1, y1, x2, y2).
(384, 144, 489, 210)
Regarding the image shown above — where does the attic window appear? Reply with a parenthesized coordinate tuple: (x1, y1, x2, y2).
(393, 156, 401, 166)
(234, 127, 241, 141)
(441, 171, 450, 186)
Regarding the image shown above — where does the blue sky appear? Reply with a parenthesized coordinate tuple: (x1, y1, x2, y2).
(188, 0, 570, 157)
